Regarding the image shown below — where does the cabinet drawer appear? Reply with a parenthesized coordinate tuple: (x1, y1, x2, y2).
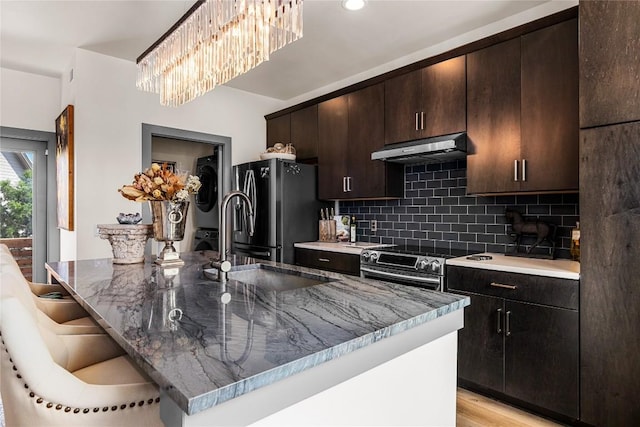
(446, 265, 578, 310)
(295, 248, 360, 276)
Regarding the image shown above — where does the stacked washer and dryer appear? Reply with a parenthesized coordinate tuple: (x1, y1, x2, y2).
(193, 153, 220, 251)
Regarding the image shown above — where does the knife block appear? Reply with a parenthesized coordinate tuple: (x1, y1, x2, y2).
(319, 220, 337, 242)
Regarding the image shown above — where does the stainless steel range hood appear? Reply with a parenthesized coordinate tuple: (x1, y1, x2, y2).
(371, 132, 467, 164)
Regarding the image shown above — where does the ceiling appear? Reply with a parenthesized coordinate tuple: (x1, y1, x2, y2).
(1, 0, 566, 102)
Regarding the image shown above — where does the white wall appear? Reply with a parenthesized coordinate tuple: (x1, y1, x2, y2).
(65, 49, 284, 261)
(0, 68, 61, 132)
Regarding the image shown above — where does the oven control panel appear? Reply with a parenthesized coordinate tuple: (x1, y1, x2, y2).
(361, 250, 443, 276)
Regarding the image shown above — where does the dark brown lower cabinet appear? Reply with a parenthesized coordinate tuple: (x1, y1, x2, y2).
(448, 266, 579, 421)
(294, 248, 360, 276)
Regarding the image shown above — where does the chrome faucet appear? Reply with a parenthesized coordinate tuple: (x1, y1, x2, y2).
(217, 191, 255, 283)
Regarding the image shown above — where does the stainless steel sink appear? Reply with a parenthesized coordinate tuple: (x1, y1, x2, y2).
(204, 264, 331, 291)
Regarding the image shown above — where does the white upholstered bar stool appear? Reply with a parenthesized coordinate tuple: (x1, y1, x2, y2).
(1, 296, 163, 426)
(0, 245, 102, 335)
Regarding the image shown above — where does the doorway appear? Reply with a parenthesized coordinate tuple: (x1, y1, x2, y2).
(141, 124, 232, 254)
(0, 127, 58, 282)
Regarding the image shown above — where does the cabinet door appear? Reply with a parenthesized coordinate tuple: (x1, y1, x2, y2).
(455, 290, 505, 392)
(290, 105, 319, 161)
(348, 84, 387, 198)
(266, 114, 290, 148)
(384, 69, 422, 144)
(421, 56, 466, 138)
(318, 96, 349, 200)
(521, 19, 578, 192)
(466, 38, 521, 194)
(579, 1, 640, 128)
(504, 301, 579, 419)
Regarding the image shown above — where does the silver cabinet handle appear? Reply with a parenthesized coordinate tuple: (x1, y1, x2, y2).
(318, 258, 331, 262)
(415, 112, 420, 131)
(420, 111, 425, 130)
(497, 308, 503, 334)
(514, 159, 519, 182)
(505, 310, 512, 337)
(342, 177, 347, 193)
(490, 282, 517, 290)
(522, 159, 527, 182)
(346, 176, 352, 192)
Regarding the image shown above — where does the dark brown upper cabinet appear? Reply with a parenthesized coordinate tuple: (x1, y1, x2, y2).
(266, 114, 290, 147)
(467, 18, 578, 195)
(385, 56, 466, 145)
(318, 83, 403, 200)
(579, 1, 640, 129)
(266, 105, 319, 162)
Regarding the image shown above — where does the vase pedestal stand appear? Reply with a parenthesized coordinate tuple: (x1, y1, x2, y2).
(97, 224, 153, 264)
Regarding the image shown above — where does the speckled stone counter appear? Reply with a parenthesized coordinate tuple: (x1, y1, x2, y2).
(46, 251, 469, 425)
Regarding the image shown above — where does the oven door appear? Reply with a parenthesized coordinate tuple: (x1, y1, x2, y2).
(360, 267, 443, 291)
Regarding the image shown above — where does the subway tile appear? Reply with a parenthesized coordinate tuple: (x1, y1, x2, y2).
(399, 230, 413, 238)
(406, 172, 419, 182)
(413, 214, 428, 222)
(428, 231, 443, 240)
(442, 214, 459, 223)
(477, 234, 496, 243)
(399, 214, 413, 222)
(516, 194, 539, 205)
(413, 231, 427, 239)
(563, 193, 579, 204)
(428, 197, 443, 206)
(436, 206, 451, 214)
(406, 206, 421, 214)
(443, 232, 459, 241)
(450, 187, 466, 196)
(459, 233, 477, 242)
(527, 204, 550, 215)
(443, 197, 459, 205)
(451, 205, 468, 214)
(419, 188, 435, 198)
(442, 179, 458, 188)
(468, 243, 487, 253)
(426, 163, 442, 172)
(412, 197, 427, 206)
(539, 194, 564, 204)
(428, 214, 442, 222)
(452, 224, 468, 232)
(551, 204, 577, 215)
(434, 171, 449, 180)
(459, 214, 476, 223)
(412, 181, 427, 190)
(468, 224, 486, 233)
(436, 223, 451, 232)
(419, 206, 435, 214)
(419, 172, 434, 181)
(487, 244, 507, 253)
(476, 214, 496, 224)
(407, 222, 421, 231)
(468, 205, 486, 214)
(451, 241, 467, 250)
(427, 180, 442, 189)
(420, 222, 435, 231)
(458, 196, 477, 205)
(434, 188, 449, 197)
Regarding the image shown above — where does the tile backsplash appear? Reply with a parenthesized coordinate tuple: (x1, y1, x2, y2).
(339, 160, 579, 259)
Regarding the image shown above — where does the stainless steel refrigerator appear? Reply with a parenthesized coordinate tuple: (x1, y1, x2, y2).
(232, 159, 328, 264)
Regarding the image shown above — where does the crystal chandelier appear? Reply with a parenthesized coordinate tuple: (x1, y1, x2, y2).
(136, 0, 303, 107)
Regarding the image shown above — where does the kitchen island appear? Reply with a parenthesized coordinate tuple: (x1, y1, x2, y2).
(46, 251, 469, 426)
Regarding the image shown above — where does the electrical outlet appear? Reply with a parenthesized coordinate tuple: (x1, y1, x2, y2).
(370, 220, 377, 232)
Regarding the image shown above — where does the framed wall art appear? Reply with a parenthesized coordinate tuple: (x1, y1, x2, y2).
(55, 105, 74, 231)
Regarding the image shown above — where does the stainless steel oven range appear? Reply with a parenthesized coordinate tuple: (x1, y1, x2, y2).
(360, 245, 471, 291)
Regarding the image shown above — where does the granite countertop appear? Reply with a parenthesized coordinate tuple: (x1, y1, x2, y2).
(447, 252, 580, 280)
(294, 241, 393, 255)
(46, 251, 468, 416)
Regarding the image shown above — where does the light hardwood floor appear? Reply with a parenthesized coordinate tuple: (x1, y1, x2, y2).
(457, 388, 564, 427)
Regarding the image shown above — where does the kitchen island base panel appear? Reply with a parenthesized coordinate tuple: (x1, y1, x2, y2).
(160, 310, 462, 427)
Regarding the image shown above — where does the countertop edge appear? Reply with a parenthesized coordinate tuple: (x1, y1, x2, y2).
(185, 295, 469, 415)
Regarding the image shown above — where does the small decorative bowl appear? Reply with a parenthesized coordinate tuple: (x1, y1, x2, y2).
(117, 212, 142, 224)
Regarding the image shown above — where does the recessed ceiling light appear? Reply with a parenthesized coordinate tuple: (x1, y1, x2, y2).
(342, 0, 366, 11)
